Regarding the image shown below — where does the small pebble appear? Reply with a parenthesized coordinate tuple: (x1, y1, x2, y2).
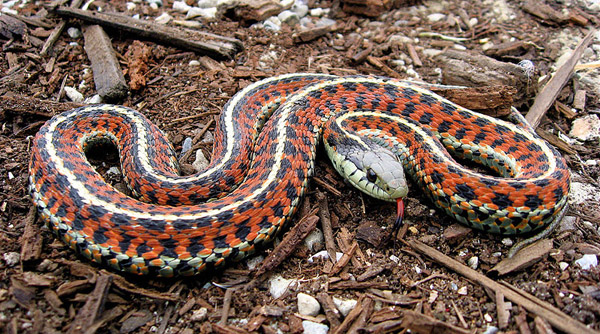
(484, 313, 493, 322)
(501, 238, 513, 246)
(309, 8, 324, 17)
(155, 12, 172, 24)
(575, 254, 598, 270)
(187, 7, 217, 19)
(269, 275, 297, 299)
(291, 3, 309, 17)
(263, 16, 281, 31)
(308, 250, 343, 263)
(172, 1, 191, 12)
(64, 86, 84, 102)
(302, 320, 328, 334)
(190, 308, 208, 321)
(3, 252, 20, 267)
(457, 286, 468, 295)
(189, 60, 200, 66)
(106, 167, 121, 177)
(84, 94, 102, 104)
(126, 2, 137, 10)
(192, 150, 210, 172)
(278, 10, 299, 26)
(559, 262, 569, 270)
(467, 256, 478, 269)
(297, 293, 320, 316)
(427, 13, 446, 22)
(245, 255, 264, 271)
(304, 228, 324, 252)
(332, 296, 356, 317)
(181, 137, 193, 155)
(67, 27, 81, 38)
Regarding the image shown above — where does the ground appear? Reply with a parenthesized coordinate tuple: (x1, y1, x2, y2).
(0, 0, 599, 333)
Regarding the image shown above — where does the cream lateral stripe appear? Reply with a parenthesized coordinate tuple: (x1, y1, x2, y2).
(339, 110, 558, 181)
(135, 73, 336, 184)
(42, 77, 338, 222)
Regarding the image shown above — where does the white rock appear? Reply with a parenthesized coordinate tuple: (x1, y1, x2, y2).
(278, 10, 299, 26)
(467, 256, 479, 269)
(245, 255, 264, 271)
(315, 17, 336, 28)
(263, 16, 281, 31)
(193, 150, 210, 172)
(84, 94, 102, 104)
(332, 296, 356, 317)
(309, 8, 324, 17)
(427, 13, 446, 22)
(190, 307, 208, 321)
(457, 286, 468, 295)
(106, 167, 121, 177)
(126, 2, 137, 10)
(147, 0, 162, 6)
(468, 17, 478, 27)
(280, 0, 295, 8)
(172, 1, 191, 12)
(0, 7, 18, 15)
(3, 252, 20, 267)
(67, 27, 81, 38)
(197, 0, 219, 8)
(64, 86, 84, 102)
(269, 275, 297, 299)
(304, 228, 324, 251)
(559, 262, 569, 270)
(484, 313, 493, 322)
(501, 238, 513, 246)
(155, 12, 172, 24)
(291, 3, 309, 17)
(302, 320, 328, 334)
(575, 254, 598, 270)
(308, 250, 343, 263)
(187, 6, 217, 19)
(570, 114, 600, 141)
(297, 293, 320, 316)
(189, 60, 201, 66)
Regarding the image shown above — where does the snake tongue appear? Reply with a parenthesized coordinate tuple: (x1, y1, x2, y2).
(391, 198, 405, 238)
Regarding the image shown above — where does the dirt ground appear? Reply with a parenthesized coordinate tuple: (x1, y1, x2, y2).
(1, 0, 599, 333)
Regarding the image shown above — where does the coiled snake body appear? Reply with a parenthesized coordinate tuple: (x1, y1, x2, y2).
(29, 74, 570, 277)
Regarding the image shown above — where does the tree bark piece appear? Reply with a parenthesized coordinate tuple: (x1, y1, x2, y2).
(525, 29, 597, 128)
(435, 50, 532, 104)
(82, 24, 129, 101)
(409, 240, 596, 334)
(55, 6, 242, 59)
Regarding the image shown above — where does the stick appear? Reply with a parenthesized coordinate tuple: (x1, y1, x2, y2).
(408, 240, 596, 334)
(54, 6, 242, 59)
(525, 29, 596, 128)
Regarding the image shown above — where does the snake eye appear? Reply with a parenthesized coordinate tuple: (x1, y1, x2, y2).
(366, 168, 377, 183)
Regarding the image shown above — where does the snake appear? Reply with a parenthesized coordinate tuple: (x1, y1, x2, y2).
(28, 74, 570, 277)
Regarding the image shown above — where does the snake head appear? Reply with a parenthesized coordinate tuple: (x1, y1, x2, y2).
(326, 140, 408, 202)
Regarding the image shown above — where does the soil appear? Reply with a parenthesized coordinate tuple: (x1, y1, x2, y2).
(1, 0, 599, 333)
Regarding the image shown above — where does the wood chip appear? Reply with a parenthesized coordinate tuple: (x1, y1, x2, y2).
(490, 239, 553, 276)
(82, 24, 129, 101)
(252, 211, 319, 278)
(525, 29, 596, 128)
(56, 6, 242, 58)
(401, 309, 471, 334)
(67, 274, 113, 334)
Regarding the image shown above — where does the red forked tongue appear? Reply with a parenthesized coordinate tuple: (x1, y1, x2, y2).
(391, 198, 405, 238)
